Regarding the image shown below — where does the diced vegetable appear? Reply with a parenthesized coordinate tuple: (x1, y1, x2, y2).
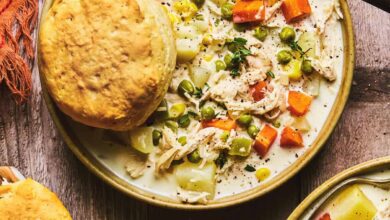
(187, 149, 201, 163)
(129, 127, 154, 154)
(297, 32, 318, 58)
(152, 129, 162, 146)
(279, 27, 296, 43)
(178, 136, 187, 145)
(281, 0, 311, 23)
(173, 0, 199, 18)
(280, 126, 303, 147)
(291, 116, 311, 132)
(221, 2, 234, 20)
(303, 72, 321, 97)
(327, 185, 377, 220)
(236, 114, 253, 127)
(277, 50, 293, 64)
(178, 114, 191, 128)
(287, 91, 313, 116)
(301, 59, 313, 74)
(317, 213, 331, 220)
(253, 26, 268, 41)
(232, 0, 265, 23)
(189, 66, 211, 88)
(250, 81, 267, 102)
(176, 25, 199, 39)
(202, 119, 237, 131)
(176, 38, 201, 62)
(165, 121, 179, 133)
(220, 131, 230, 142)
(175, 162, 217, 199)
(215, 60, 227, 72)
(201, 106, 216, 121)
(279, 74, 290, 86)
(178, 80, 195, 96)
(255, 167, 271, 181)
(266, 0, 279, 6)
(229, 137, 252, 157)
(169, 103, 186, 119)
(247, 125, 260, 139)
(253, 124, 278, 157)
(284, 59, 303, 80)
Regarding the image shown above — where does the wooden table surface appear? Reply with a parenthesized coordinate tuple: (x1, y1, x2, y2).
(1, 1, 389, 219)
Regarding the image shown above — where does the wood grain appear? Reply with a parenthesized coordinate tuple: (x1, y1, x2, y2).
(0, 1, 389, 219)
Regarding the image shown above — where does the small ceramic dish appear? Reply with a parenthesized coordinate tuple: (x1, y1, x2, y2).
(289, 156, 390, 220)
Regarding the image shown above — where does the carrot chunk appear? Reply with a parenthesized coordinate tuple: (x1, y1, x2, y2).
(250, 81, 267, 102)
(253, 124, 278, 157)
(318, 213, 331, 220)
(280, 127, 303, 147)
(233, 0, 266, 23)
(287, 91, 312, 116)
(281, 0, 312, 23)
(202, 119, 237, 131)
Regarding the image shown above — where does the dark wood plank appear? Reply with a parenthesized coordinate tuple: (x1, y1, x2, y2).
(0, 1, 389, 220)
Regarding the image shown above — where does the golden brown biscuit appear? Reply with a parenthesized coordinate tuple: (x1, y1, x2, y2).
(39, 0, 176, 130)
(0, 178, 72, 220)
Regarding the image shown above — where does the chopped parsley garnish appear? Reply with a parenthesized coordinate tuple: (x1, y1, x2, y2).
(225, 38, 252, 77)
(244, 164, 256, 172)
(193, 87, 203, 98)
(289, 41, 312, 58)
(215, 151, 228, 169)
(266, 71, 275, 78)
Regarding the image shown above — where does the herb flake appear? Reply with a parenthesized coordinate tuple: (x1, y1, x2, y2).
(244, 164, 256, 172)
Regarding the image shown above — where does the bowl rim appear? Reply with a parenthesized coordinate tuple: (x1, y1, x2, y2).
(37, 0, 355, 210)
(288, 156, 390, 220)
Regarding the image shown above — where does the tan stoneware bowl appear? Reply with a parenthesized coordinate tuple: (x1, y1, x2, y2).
(38, 0, 355, 209)
(288, 156, 390, 219)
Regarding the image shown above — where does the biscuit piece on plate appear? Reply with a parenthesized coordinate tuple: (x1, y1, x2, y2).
(39, 0, 176, 130)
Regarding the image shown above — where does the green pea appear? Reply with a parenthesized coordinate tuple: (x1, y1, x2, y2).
(215, 60, 227, 72)
(237, 114, 253, 127)
(272, 120, 281, 128)
(187, 149, 201, 163)
(165, 121, 178, 133)
(247, 125, 259, 139)
(221, 3, 234, 20)
(254, 27, 268, 41)
(224, 54, 233, 68)
(178, 136, 187, 146)
(228, 138, 252, 157)
(233, 23, 248, 32)
(201, 106, 215, 121)
(220, 131, 230, 142)
(191, 0, 205, 7)
(301, 59, 313, 74)
(150, 99, 169, 121)
(152, 129, 162, 146)
(279, 27, 296, 43)
(178, 80, 195, 97)
(178, 114, 191, 128)
(277, 50, 292, 65)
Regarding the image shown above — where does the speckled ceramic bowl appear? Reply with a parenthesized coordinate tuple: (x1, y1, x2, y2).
(38, 0, 355, 209)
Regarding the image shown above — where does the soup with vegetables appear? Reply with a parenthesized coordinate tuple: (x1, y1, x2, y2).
(79, 0, 346, 204)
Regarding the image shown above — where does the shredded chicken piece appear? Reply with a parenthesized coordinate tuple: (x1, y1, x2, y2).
(223, 86, 281, 118)
(311, 59, 336, 81)
(264, 1, 283, 21)
(176, 187, 210, 204)
(125, 151, 150, 179)
(243, 51, 272, 85)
